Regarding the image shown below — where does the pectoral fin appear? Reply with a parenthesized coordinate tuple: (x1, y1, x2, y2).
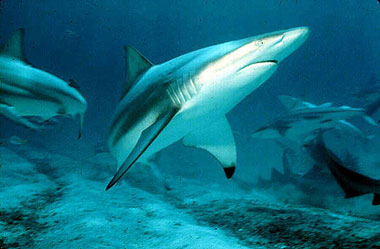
(0, 103, 40, 130)
(182, 116, 236, 179)
(106, 108, 178, 190)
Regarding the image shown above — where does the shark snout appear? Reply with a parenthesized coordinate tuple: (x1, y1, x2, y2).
(283, 27, 310, 43)
(271, 26, 309, 63)
(228, 27, 309, 73)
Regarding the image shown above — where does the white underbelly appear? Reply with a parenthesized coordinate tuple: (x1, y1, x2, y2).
(143, 112, 205, 155)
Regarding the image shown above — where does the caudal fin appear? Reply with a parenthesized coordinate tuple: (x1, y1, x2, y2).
(372, 193, 380, 205)
(325, 148, 380, 203)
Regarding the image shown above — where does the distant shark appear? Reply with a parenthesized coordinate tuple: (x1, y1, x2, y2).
(251, 95, 371, 150)
(268, 130, 380, 206)
(0, 29, 87, 136)
(106, 27, 310, 190)
(257, 133, 378, 206)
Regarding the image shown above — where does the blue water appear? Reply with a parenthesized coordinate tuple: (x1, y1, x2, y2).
(1, 1, 380, 248)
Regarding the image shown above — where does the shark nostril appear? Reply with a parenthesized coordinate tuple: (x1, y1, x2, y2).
(273, 35, 285, 46)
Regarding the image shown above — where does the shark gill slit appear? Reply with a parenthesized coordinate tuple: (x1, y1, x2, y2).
(181, 79, 192, 100)
(167, 84, 181, 106)
(167, 77, 198, 107)
(176, 81, 186, 104)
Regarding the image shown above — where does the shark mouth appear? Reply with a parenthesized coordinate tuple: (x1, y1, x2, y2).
(237, 60, 278, 72)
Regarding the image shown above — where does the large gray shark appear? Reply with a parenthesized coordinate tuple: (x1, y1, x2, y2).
(0, 29, 87, 136)
(106, 27, 310, 190)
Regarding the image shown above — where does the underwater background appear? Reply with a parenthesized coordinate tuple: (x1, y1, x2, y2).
(1, 0, 380, 248)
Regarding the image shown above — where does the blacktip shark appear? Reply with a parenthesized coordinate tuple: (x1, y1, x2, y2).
(0, 29, 87, 137)
(106, 27, 310, 190)
(251, 95, 372, 150)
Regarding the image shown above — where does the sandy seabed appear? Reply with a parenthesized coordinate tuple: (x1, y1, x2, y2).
(1, 145, 380, 249)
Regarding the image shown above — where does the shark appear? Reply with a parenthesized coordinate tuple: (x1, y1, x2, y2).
(106, 27, 310, 190)
(0, 29, 87, 136)
(308, 135, 380, 206)
(251, 95, 371, 151)
(261, 134, 380, 206)
(325, 146, 380, 206)
(250, 96, 374, 177)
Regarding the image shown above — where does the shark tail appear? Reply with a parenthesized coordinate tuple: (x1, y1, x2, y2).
(373, 193, 380, 205)
(325, 148, 380, 205)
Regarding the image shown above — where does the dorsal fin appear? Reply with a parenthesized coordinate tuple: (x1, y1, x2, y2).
(319, 102, 332, 107)
(278, 95, 312, 110)
(1, 29, 27, 62)
(68, 79, 80, 90)
(121, 46, 153, 99)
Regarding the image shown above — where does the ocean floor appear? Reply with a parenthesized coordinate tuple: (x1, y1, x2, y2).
(1, 145, 380, 249)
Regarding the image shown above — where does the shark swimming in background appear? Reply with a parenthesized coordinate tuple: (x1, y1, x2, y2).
(251, 95, 372, 151)
(106, 27, 310, 190)
(0, 29, 87, 137)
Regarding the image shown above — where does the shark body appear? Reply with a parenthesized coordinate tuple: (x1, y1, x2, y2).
(106, 27, 310, 190)
(307, 134, 380, 206)
(325, 146, 380, 206)
(0, 29, 87, 136)
(250, 96, 373, 177)
(251, 95, 369, 150)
